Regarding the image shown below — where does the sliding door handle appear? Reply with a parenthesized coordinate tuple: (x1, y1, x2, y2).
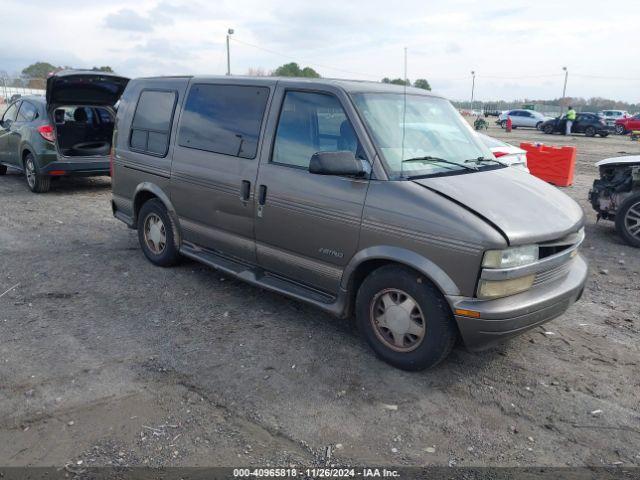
(240, 180, 251, 201)
(258, 184, 268, 205)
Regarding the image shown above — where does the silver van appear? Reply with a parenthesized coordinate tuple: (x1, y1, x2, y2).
(112, 77, 587, 370)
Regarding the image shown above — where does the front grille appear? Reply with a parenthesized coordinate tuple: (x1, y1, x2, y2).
(533, 260, 572, 287)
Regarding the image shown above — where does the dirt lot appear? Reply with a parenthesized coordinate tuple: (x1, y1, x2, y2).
(0, 122, 639, 470)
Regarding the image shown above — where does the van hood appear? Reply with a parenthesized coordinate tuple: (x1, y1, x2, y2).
(412, 167, 584, 245)
(46, 71, 129, 108)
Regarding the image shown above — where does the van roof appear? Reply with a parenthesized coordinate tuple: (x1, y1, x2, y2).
(133, 75, 442, 97)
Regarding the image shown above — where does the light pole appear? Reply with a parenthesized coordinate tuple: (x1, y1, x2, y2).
(226, 28, 234, 76)
(470, 71, 476, 112)
(561, 66, 568, 114)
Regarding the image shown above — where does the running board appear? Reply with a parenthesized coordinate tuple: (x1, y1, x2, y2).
(179, 242, 347, 316)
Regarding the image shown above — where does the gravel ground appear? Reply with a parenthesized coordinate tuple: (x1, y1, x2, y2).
(0, 122, 639, 469)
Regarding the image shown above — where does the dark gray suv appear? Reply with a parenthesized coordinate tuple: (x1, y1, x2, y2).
(112, 76, 587, 370)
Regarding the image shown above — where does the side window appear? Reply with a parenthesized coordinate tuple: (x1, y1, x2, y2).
(178, 84, 269, 159)
(272, 91, 358, 169)
(17, 101, 38, 122)
(2, 102, 20, 123)
(130, 90, 177, 156)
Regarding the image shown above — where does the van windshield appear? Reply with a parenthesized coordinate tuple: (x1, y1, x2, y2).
(352, 93, 498, 179)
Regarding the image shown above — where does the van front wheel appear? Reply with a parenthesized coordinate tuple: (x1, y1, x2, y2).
(355, 265, 457, 371)
(137, 199, 180, 267)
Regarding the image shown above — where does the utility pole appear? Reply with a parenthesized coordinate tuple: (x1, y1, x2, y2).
(403, 47, 408, 85)
(226, 28, 234, 76)
(470, 70, 476, 112)
(561, 66, 568, 114)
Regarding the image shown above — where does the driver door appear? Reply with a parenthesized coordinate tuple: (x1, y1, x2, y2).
(253, 87, 370, 294)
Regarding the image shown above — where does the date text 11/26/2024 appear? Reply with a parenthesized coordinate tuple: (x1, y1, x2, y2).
(233, 468, 400, 478)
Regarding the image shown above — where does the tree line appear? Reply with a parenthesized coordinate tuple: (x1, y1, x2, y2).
(2, 62, 114, 89)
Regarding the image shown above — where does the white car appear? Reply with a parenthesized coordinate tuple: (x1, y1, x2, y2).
(497, 109, 548, 130)
(598, 110, 629, 128)
(477, 133, 529, 172)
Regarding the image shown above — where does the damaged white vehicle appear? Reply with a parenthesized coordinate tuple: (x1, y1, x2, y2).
(589, 156, 640, 247)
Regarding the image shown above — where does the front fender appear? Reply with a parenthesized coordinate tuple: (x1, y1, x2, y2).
(342, 246, 461, 296)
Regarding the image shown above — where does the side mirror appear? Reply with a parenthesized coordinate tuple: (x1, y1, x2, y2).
(309, 151, 365, 177)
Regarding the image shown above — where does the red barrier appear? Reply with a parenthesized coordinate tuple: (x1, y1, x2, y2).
(519, 142, 577, 187)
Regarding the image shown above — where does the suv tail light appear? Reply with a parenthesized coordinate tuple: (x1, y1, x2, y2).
(37, 124, 55, 142)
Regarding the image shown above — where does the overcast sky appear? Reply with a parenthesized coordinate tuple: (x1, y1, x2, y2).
(3, 0, 640, 102)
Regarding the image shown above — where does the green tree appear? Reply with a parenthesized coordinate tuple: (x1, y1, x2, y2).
(91, 66, 114, 72)
(273, 62, 320, 78)
(413, 78, 431, 91)
(21, 62, 58, 79)
(381, 77, 410, 86)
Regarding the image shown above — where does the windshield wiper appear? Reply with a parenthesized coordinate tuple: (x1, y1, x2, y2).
(464, 156, 505, 166)
(402, 156, 477, 171)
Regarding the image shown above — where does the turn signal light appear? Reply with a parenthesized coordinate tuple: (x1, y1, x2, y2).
(454, 309, 481, 318)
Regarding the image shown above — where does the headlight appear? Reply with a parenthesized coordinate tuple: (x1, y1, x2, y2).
(477, 275, 535, 299)
(482, 245, 539, 269)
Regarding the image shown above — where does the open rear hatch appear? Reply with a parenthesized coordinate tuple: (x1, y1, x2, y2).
(46, 71, 129, 160)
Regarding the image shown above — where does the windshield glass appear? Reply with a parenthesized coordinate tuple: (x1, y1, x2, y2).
(352, 93, 495, 178)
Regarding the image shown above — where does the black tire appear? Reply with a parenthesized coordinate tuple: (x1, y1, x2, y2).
(137, 198, 181, 267)
(585, 126, 596, 137)
(500, 120, 507, 129)
(355, 265, 457, 371)
(24, 152, 51, 193)
(543, 124, 554, 134)
(615, 124, 626, 135)
(535, 121, 543, 130)
(600, 132, 609, 138)
(0, 164, 6, 175)
(71, 141, 110, 156)
(615, 193, 640, 248)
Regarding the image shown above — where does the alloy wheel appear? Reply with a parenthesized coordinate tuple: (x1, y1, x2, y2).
(25, 158, 36, 189)
(624, 201, 640, 241)
(370, 288, 426, 352)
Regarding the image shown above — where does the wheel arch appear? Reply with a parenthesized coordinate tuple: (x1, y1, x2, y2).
(132, 182, 182, 246)
(340, 246, 461, 316)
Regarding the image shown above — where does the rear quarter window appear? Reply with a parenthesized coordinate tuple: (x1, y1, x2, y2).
(129, 89, 177, 157)
(177, 84, 269, 159)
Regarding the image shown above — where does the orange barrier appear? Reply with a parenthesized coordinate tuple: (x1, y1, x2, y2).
(519, 142, 577, 187)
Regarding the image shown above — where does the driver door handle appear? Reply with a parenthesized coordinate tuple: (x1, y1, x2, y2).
(258, 184, 267, 205)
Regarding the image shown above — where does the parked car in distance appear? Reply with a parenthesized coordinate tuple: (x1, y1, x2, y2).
(613, 113, 640, 135)
(497, 109, 549, 130)
(477, 133, 529, 172)
(0, 70, 128, 192)
(599, 110, 629, 129)
(589, 156, 640, 247)
(541, 112, 611, 137)
(112, 76, 587, 371)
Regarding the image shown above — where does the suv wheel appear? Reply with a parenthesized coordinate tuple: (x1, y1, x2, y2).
(535, 121, 543, 130)
(543, 124, 554, 134)
(0, 164, 6, 175)
(585, 126, 596, 137)
(615, 124, 626, 135)
(355, 265, 457, 371)
(615, 193, 640, 248)
(137, 198, 181, 266)
(24, 153, 51, 193)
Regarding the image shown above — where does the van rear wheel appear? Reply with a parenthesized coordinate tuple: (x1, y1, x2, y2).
(355, 265, 457, 371)
(137, 199, 180, 267)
